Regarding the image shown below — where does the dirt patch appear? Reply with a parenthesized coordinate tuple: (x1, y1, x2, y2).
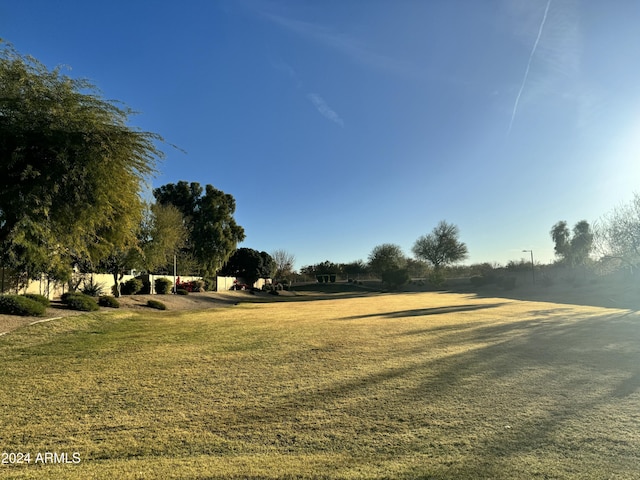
(0, 291, 255, 336)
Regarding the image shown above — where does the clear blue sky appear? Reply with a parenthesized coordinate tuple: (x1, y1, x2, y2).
(3, 0, 640, 270)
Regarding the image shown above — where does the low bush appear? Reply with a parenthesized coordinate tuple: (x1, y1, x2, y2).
(176, 288, 189, 295)
(98, 295, 120, 308)
(21, 293, 50, 308)
(81, 279, 104, 297)
(0, 295, 46, 316)
(147, 299, 167, 310)
(154, 278, 173, 295)
(62, 292, 99, 312)
(121, 278, 143, 295)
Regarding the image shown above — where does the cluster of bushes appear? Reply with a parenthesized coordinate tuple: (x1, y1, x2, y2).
(0, 295, 47, 316)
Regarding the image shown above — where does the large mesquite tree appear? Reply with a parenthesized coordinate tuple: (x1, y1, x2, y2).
(0, 41, 161, 280)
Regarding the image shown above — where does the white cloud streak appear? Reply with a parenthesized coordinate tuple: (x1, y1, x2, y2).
(508, 0, 553, 134)
(307, 93, 344, 127)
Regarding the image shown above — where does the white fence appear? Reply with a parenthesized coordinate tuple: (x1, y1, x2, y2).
(2, 270, 268, 299)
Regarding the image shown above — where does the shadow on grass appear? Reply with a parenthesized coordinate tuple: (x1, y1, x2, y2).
(234, 306, 640, 477)
(339, 303, 507, 320)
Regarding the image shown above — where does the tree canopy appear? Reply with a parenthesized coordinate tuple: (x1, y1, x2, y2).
(219, 248, 274, 286)
(550, 220, 593, 266)
(153, 181, 245, 276)
(0, 41, 161, 279)
(412, 221, 468, 271)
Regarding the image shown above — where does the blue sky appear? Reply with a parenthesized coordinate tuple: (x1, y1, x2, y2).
(2, 0, 640, 270)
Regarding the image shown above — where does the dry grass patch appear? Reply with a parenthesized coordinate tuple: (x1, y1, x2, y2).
(0, 292, 639, 478)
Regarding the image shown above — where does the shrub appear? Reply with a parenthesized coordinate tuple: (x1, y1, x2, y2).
(81, 278, 104, 296)
(470, 276, 485, 287)
(136, 276, 151, 294)
(0, 295, 46, 316)
(98, 295, 120, 308)
(21, 293, 50, 308)
(381, 268, 410, 290)
(147, 299, 167, 310)
(176, 288, 189, 295)
(121, 278, 143, 295)
(155, 278, 173, 295)
(62, 292, 99, 311)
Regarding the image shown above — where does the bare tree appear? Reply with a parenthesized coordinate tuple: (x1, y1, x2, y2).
(271, 249, 296, 280)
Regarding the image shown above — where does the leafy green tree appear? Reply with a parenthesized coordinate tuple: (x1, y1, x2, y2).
(137, 203, 187, 273)
(550, 221, 571, 260)
(412, 221, 468, 271)
(368, 244, 406, 279)
(259, 251, 276, 280)
(219, 248, 273, 287)
(154, 181, 245, 276)
(342, 260, 368, 280)
(0, 41, 161, 279)
(550, 220, 593, 266)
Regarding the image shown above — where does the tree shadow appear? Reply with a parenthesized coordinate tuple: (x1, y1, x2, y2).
(339, 303, 507, 320)
(229, 305, 640, 477)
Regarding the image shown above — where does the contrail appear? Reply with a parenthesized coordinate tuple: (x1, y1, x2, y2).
(508, 0, 552, 134)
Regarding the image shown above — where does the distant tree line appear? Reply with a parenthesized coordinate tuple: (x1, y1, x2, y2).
(299, 220, 468, 290)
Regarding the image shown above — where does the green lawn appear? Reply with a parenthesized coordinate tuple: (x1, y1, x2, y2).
(1, 292, 639, 479)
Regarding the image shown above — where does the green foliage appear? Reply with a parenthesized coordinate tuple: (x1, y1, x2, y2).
(153, 181, 245, 276)
(0, 41, 162, 278)
(0, 294, 46, 316)
(380, 268, 410, 290)
(428, 270, 447, 288)
(136, 203, 187, 273)
(98, 295, 120, 308)
(21, 293, 50, 307)
(121, 278, 143, 295)
(470, 275, 485, 287)
(551, 220, 594, 266)
(413, 220, 468, 271)
(176, 288, 189, 295)
(81, 279, 105, 297)
(146, 299, 167, 310)
(219, 248, 274, 287)
(61, 292, 99, 311)
(154, 278, 173, 295)
(368, 244, 406, 279)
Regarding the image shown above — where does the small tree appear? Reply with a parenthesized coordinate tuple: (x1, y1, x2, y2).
(271, 249, 296, 280)
(412, 221, 468, 272)
(368, 244, 406, 279)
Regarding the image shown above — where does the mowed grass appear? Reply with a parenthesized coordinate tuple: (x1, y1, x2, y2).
(1, 292, 640, 479)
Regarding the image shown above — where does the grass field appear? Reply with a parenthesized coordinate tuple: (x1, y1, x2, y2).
(1, 291, 639, 479)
